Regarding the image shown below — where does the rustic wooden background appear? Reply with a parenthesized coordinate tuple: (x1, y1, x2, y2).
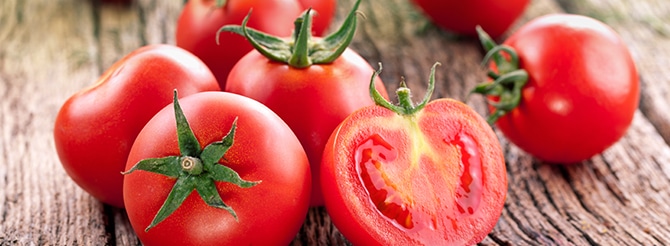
(1, 0, 669, 245)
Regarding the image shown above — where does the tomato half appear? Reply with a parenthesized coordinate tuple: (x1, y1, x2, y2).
(123, 91, 311, 245)
(321, 64, 507, 245)
(54, 44, 220, 207)
(474, 14, 639, 164)
(411, 0, 529, 38)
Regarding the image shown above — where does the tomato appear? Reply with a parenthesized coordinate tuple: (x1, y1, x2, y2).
(220, 0, 388, 206)
(321, 64, 507, 245)
(54, 44, 220, 208)
(176, 0, 335, 88)
(473, 14, 639, 164)
(411, 0, 529, 38)
(297, 0, 337, 35)
(123, 91, 310, 245)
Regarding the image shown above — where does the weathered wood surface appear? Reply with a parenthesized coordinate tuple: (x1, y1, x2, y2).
(1, 0, 669, 245)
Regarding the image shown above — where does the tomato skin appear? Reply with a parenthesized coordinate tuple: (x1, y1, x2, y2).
(124, 92, 311, 245)
(53, 44, 220, 208)
(321, 99, 507, 245)
(176, 0, 303, 87)
(493, 14, 639, 164)
(297, 0, 337, 35)
(225, 48, 388, 206)
(411, 0, 529, 38)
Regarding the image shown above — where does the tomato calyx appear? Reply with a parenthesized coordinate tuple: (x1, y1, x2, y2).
(216, 0, 361, 68)
(471, 26, 529, 124)
(123, 90, 260, 232)
(370, 62, 439, 116)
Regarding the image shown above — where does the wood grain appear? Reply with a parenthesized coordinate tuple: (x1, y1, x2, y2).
(1, 0, 669, 245)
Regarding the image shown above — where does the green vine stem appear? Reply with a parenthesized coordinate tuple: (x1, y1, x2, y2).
(471, 26, 529, 124)
(370, 62, 440, 116)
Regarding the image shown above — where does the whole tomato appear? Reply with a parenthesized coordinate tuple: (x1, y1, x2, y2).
(411, 0, 529, 38)
(219, 0, 389, 206)
(54, 44, 220, 208)
(473, 14, 639, 164)
(176, 0, 336, 87)
(123, 91, 311, 245)
(321, 64, 507, 245)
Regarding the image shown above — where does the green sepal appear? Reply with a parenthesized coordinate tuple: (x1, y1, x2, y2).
(370, 62, 440, 116)
(217, 12, 292, 62)
(124, 90, 260, 233)
(173, 91, 201, 157)
(145, 175, 198, 232)
(216, 0, 362, 68)
(200, 117, 238, 170)
(122, 156, 181, 178)
(310, 0, 361, 63)
(195, 178, 237, 218)
(471, 27, 530, 125)
(208, 164, 260, 188)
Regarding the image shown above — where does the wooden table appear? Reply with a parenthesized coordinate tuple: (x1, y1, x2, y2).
(2, 0, 669, 245)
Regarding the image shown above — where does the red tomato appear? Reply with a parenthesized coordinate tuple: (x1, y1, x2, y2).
(321, 64, 507, 245)
(54, 44, 220, 208)
(475, 14, 639, 163)
(411, 0, 529, 38)
(123, 91, 310, 245)
(222, 0, 388, 206)
(176, 0, 306, 87)
(298, 0, 337, 35)
(227, 49, 386, 206)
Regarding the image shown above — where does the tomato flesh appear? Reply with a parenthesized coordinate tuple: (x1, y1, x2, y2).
(356, 131, 485, 235)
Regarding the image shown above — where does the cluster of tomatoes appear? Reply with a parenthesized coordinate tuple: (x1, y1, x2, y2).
(54, 0, 639, 245)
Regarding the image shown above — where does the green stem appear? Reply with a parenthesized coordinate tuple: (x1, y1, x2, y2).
(370, 62, 440, 116)
(472, 27, 530, 125)
(288, 9, 314, 68)
(181, 156, 203, 175)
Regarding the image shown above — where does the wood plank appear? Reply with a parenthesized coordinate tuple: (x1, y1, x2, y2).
(0, 0, 107, 245)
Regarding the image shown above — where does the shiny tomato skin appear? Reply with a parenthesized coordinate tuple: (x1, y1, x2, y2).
(124, 92, 311, 246)
(225, 48, 388, 206)
(176, 0, 302, 87)
(297, 0, 337, 35)
(321, 99, 507, 245)
(411, 0, 529, 38)
(494, 14, 639, 164)
(53, 44, 220, 208)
